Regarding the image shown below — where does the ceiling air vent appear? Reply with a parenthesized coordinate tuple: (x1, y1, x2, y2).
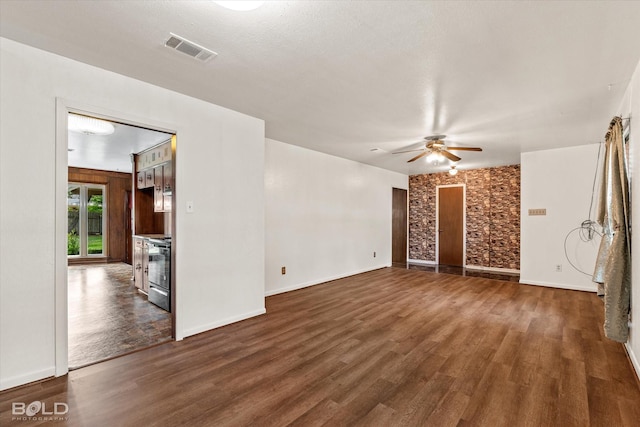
(164, 33, 218, 62)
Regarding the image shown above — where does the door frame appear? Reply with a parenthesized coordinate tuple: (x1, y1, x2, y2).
(55, 98, 177, 377)
(67, 182, 108, 258)
(435, 184, 466, 266)
(391, 187, 408, 265)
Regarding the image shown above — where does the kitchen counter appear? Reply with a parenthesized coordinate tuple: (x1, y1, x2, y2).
(133, 234, 170, 240)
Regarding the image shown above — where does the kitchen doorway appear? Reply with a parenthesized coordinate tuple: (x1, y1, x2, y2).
(65, 112, 175, 369)
(436, 185, 465, 267)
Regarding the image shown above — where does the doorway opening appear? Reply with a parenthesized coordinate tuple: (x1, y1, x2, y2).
(65, 112, 175, 369)
(436, 184, 465, 267)
(392, 188, 408, 267)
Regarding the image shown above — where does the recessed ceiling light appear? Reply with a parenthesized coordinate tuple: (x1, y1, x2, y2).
(214, 1, 264, 11)
(68, 114, 115, 135)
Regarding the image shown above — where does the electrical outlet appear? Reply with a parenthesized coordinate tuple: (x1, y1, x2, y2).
(373, 252, 376, 258)
(281, 266, 286, 275)
(555, 264, 562, 272)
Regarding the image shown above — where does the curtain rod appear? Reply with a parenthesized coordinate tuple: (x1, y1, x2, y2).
(605, 116, 630, 140)
(608, 116, 630, 128)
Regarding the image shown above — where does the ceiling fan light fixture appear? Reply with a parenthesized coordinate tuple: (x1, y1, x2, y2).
(449, 166, 458, 176)
(214, 1, 264, 11)
(68, 114, 115, 135)
(426, 152, 439, 163)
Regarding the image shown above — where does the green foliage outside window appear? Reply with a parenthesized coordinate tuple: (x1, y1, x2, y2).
(88, 195, 103, 213)
(68, 232, 80, 255)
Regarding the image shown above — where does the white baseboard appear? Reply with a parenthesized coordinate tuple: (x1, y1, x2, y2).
(407, 259, 437, 266)
(465, 265, 520, 275)
(0, 367, 55, 391)
(265, 265, 390, 297)
(181, 308, 266, 339)
(518, 279, 596, 293)
(624, 342, 640, 382)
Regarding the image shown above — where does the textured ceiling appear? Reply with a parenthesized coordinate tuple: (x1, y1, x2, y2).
(2, 1, 640, 175)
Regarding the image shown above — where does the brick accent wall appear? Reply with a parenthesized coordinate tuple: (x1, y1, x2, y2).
(409, 164, 520, 269)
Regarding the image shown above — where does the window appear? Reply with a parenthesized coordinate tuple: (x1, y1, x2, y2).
(68, 183, 106, 257)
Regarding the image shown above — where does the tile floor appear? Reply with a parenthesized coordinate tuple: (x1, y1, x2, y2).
(68, 263, 172, 369)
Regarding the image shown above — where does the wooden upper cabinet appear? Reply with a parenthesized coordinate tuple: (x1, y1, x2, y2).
(162, 162, 172, 212)
(145, 169, 154, 188)
(154, 165, 164, 212)
(135, 139, 172, 212)
(137, 170, 154, 189)
(137, 171, 145, 189)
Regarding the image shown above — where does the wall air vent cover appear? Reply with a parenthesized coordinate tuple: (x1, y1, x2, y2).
(164, 33, 218, 62)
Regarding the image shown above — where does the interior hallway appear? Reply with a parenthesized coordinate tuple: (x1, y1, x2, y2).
(68, 263, 171, 369)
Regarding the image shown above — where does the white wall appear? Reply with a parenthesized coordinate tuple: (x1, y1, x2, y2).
(265, 139, 408, 296)
(623, 58, 640, 380)
(0, 38, 265, 390)
(520, 144, 602, 292)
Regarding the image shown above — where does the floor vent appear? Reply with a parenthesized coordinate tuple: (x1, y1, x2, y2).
(164, 33, 218, 62)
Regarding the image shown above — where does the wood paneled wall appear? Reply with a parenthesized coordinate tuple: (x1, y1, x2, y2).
(68, 167, 132, 264)
(409, 164, 520, 270)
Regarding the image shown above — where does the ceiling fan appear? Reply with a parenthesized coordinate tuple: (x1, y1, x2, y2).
(393, 135, 482, 163)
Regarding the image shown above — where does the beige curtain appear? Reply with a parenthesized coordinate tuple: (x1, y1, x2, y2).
(592, 116, 630, 343)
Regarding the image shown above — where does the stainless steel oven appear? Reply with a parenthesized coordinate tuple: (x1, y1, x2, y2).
(147, 238, 171, 312)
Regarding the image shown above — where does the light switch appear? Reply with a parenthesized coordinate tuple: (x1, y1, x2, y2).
(186, 201, 194, 213)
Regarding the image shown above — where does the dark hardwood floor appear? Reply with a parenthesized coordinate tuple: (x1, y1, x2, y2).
(406, 262, 521, 283)
(2, 267, 639, 426)
(68, 263, 172, 369)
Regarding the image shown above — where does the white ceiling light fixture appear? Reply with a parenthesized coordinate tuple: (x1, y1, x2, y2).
(449, 165, 458, 176)
(426, 151, 445, 164)
(68, 114, 115, 136)
(214, 1, 265, 11)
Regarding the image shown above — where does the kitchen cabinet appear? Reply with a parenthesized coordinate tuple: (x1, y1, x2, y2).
(154, 165, 164, 212)
(137, 160, 172, 212)
(136, 171, 145, 189)
(136, 170, 154, 190)
(150, 162, 172, 213)
(162, 162, 172, 212)
(145, 169, 154, 188)
(136, 140, 171, 171)
(133, 237, 149, 293)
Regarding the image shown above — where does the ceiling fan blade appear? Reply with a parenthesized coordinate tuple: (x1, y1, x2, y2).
(446, 146, 483, 151)
(408, 151, 430, 163)
(392, 148, 425, 154)
(441, 150, 461, 162)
